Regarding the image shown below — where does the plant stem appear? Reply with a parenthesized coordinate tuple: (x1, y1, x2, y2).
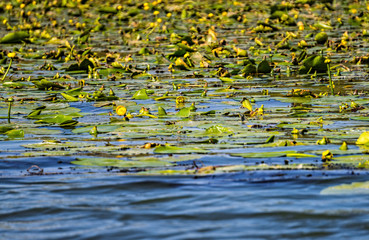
(327, 63, 334, 95)
(1, 58, 13, 81)
(8, 102, 12, 124)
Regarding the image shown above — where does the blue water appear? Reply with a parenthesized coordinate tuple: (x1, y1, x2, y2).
(2, 172, 369, 240)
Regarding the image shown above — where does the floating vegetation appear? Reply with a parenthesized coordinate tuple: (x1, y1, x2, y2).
(2, 0, 369, 188)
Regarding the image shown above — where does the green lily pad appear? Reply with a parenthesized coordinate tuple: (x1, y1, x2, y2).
(72, 125, 122, 134)
(154, 145, 208, 154)
(35, 114, 78, 126)
(231, 150, 296, 158)
(61, 92, 79, 102)
(205, 125, 233, 134)
(321, 181, 369, 195)
(176, 107, 191, 117)
(0, 31, 29, 43)
(22, 140, 95, 150)
(356, 132, 369, 145)
(132, 89, 149, 100)
(72, 157, 172, 168)
(131, 155, 203, 162)
(7, 129, 24, 138)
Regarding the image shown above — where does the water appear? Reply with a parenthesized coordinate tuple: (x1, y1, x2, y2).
(2, 172, 369, 240)
(2, 1, 369, 238)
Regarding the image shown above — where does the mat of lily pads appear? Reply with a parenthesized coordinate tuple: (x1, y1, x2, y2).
(2, 0, 369, 188)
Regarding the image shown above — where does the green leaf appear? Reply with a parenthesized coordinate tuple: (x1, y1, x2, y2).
(0, 31, 29, 43)
(132, 89, 149, 100)
(176, 107, 191, 117)
(61, 92, 79, 102)
(286, 153, 318, 158)
(356, 132, 369, 145)
(0, 125, 14, 134)
(72, 157, 172, 168)
(34, 114, 78, 126)
(219, 77, 236, 82)
(205, 125, 233, 134)
(321, 181, 369, 195)
(231, 150, 296, 158)
(154, 145, 208, 154)
(7, 129, 24, 138)
(72, 125, 121, 134)
(158, 106, 167, 116)
(257, 60, 271, 74)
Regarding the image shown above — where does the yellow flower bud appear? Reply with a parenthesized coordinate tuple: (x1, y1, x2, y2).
(7, 52, 16, 58)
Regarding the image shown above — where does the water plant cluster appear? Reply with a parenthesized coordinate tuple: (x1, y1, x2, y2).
(2, 0, 369, 182)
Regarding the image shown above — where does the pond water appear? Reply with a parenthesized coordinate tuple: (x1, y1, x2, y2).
(2, 0, 369, 239)
(2, 173, 369, 240)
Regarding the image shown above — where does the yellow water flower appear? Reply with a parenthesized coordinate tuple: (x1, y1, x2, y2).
(322, 150, 333, 161)
(153, 11, 160, 16)
(176, 96, 185, 104)
(7, 52, 16, 58)
(116, 105, 127, 116)
(5, 4, 12, 11)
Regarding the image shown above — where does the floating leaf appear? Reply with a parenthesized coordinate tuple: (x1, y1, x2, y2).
(205, 125, 233, 135)
(333, 155, 369, 163)
(61, 92, 79, 102)
(154, 145, 207, 154)
(176, 107, 191, 118)
(35, 114, 78, 126)
(339, 141, 348, 150)
(231, 150, 296, 158)
(286, 153, 318, 158)
(315, 32, 328, 44)
(356, 132, 369, 145)
(0, 31, 29, 43)
(321, 181, 369, 195)
(132, 89, 149, 100)
(22, 140, 95, 150)
(257, 60, 271, 74)
(158, 106, 167, 116)
(72, 157, 172, 168)
(72, 125, 121, 134)
(6, 129, 24, 138)
(0, 125, 14, 134)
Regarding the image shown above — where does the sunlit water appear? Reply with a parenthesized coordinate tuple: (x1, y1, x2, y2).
(2, 172, 369, 240)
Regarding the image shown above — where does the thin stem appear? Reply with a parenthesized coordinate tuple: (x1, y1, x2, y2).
(7, 102, 12, 124)
(327, 63, 334, 95)
(1, 58, 13, 81)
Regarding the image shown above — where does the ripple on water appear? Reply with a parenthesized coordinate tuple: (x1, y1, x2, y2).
(2, 174, 369, 240)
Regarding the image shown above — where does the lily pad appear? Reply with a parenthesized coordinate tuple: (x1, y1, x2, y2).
(132, 89, 149, 100)
(154, 145, 208, 154)
(72, 157, 172, 168)
(321, 181, 369, 195)
(231, 150, 296, 158)
(0, 31, 29, 43)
